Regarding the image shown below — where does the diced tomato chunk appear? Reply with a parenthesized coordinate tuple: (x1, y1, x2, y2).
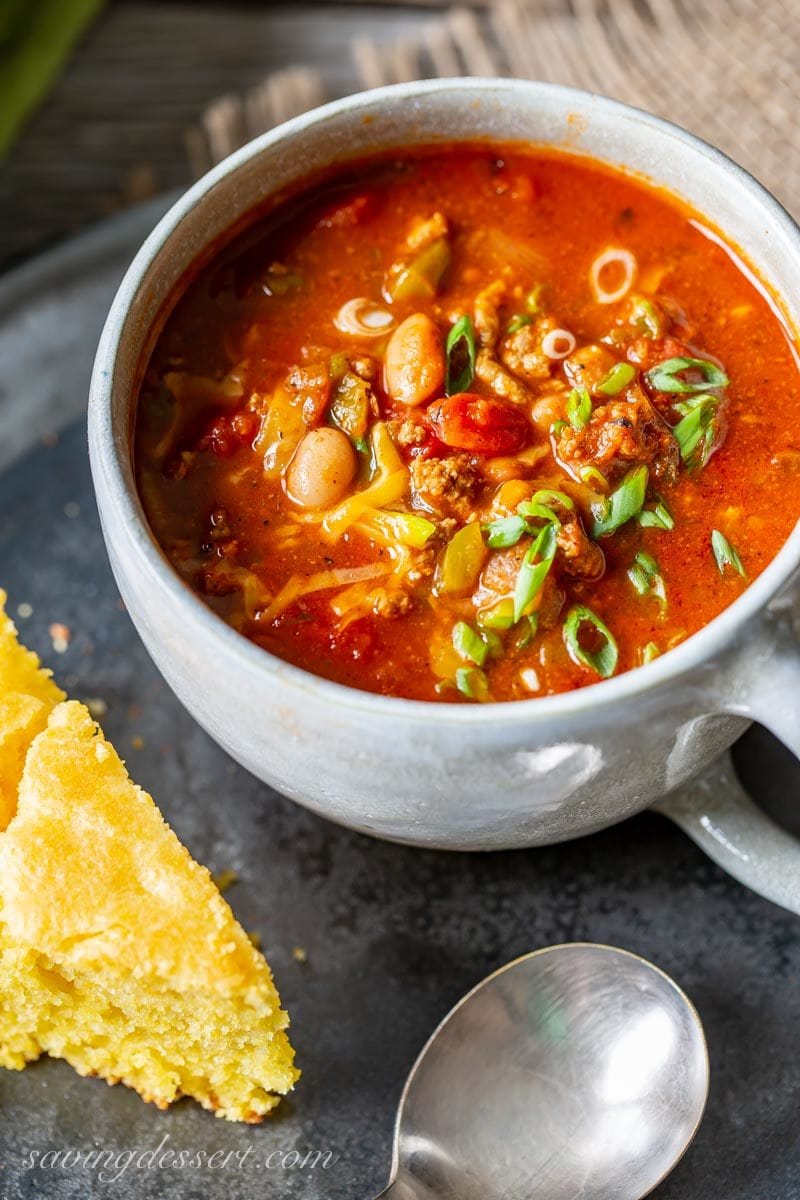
(203, 410, 259, 457)
(316, 192, 376, 229)
(231, 410, 260, 441)
(203, 417, 237, 457)
(428, 392, 529, 456)
(626, 336, 693, 369)
(407, 430, 449, 461)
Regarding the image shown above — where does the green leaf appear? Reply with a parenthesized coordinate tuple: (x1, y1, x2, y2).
(0, 0, 104, 161)
(591, 466, 649, 537)
(563, 605, 619, 678)
(711, 529, 746, 578)
(445, 314, 476, 395)
(645, 356, 728, 394)
(513, 523, 558, 622)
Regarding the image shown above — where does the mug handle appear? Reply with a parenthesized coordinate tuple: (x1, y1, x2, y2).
(655, 752, 800, 916)
(657, 595, 800, 912)
(721, 604, 800, 760)
(656, 605, 800, 915)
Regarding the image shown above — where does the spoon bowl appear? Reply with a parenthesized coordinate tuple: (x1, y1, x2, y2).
(379, 943, 709, 1200)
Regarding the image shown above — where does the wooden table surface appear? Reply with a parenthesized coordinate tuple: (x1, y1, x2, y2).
(0, 2, 445, 272)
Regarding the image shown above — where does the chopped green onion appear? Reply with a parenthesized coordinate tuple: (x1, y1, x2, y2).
(578, 465, 608, 490)
(627, 569, 648, 596)
(637, 498, 674, 530)
(645, 356, 728, 394)
(525, 284, 544, 314)
(673, 394, 709, 417)
(480, 628, 505, 659)
(452, 621, 488, 667)
(507, 313, 533, 334)
(627, 558, 652, 596)
(354, 436, 370, 456)
(484, 515, 530, 549)
(672, 394, 718, 469)
(641, 641, 660, 664)
(477, 598, 515, 631)
(551, 419, 568, 438)
(592, 465, 649, 537)
(455, 666, 489, 701)
(563, 605, 619, 679)
(566, 387, 592, 430)
(596, 361, 636, 396)
(518, 488, 575, 526)
(446, 314, 476, 396)
(513, 613, 539, 650)
(529, 488, 574, 512)
(486, 490, 575, 546)
(513, 522, 558, 622)
(517, 502, 559, 525)
(711, 529, 746, 578)
(635, 550, 658, 575)
(630, 296, 663, 338)
(627, 550, 666, 606)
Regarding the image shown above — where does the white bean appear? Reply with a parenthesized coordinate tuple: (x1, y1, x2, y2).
(384, 313, 445, 406)
(530, 390, 567, 432)
(286, 428, 357, 509)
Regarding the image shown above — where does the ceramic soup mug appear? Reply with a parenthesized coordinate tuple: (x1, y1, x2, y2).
(88, 79, 800, 911)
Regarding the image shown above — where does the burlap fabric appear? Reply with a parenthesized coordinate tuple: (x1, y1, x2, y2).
(189, 0, 800, 220)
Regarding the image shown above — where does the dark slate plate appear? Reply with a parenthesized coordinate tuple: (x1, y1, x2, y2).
(0, 217, 799, 1200)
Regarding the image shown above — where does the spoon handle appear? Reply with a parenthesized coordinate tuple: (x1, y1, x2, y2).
(374, 1177, 423, 1200)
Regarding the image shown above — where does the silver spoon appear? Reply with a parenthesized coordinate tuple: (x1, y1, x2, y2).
(376, 943, 709, 1200)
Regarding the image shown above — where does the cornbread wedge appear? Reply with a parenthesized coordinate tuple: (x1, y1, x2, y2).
(0, 598, 298, 1121)
(0, 591, 64, 829)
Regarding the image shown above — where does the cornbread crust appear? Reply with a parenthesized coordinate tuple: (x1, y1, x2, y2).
(0, 591, 64, 829)
(0, 689, 298, 1119)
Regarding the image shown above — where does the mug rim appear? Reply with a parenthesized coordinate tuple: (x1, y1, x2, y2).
(89, 76, 800, 726)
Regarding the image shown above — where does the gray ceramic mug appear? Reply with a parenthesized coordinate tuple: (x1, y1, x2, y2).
(88, 79, 800, 911)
